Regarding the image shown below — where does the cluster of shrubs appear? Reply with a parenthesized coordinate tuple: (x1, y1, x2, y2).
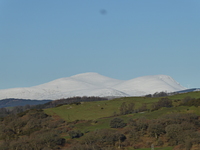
(118, 98, 173, 116)
(0, 109, 66, 150)
(68, 130, 84, 139)
(145, 91, 169, 97)
(68, 128, 126, 150)
(125, 113, 200, 149)
(66, 112, 200, 150)
(151, 98, 173, 111)
(181, 97, 200, 107)
(110, 118, 127, 128)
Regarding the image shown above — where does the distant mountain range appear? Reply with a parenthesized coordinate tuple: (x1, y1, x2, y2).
(0, 72, 186, 100)
(0, 99, 51, 108)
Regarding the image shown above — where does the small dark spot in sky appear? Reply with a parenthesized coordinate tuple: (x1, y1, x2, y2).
(100, 9, 107, 15)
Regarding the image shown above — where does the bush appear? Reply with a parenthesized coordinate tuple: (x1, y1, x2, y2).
(81, 129, 126, 148)
(182, 98, 200, 107)
(185, 140, 192, 150)
(119, 102, 135, 115)
(152, 98, 172, 111)
(153, 91, 168, 97)
(110, 118, 126, 128)
(68, 130, 84, 139)
(147, 121, 165, 138)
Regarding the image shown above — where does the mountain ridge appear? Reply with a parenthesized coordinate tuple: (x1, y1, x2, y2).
(0, 72, 186, 100)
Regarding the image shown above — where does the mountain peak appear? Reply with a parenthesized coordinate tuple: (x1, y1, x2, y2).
(70, 72, 103, 79)
(71, 72, 100, 77)
(0, 73, 186, 100)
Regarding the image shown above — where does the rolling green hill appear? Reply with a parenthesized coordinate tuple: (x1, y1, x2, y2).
(44, 97, 157, 122)
(1, 91, 200, 150)
(44, 91, 200, 122)
(43, 91, 200, 149)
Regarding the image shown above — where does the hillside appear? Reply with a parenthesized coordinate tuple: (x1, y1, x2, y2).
(1, 91, 200, 149)
(44, 91, 200, 122)
(0, 72, 185, 100)
(45, 91, 200, 150)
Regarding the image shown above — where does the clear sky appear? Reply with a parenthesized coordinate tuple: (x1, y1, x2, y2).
(0, 0, 200, 89)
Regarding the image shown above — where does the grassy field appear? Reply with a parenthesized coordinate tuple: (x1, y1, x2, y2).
(44, 96, 160, 122)
(44, 91, 200, 122)
(70, 105, 196, 134)
(168, 91, 200, 99)
(44, 91, 200, 135)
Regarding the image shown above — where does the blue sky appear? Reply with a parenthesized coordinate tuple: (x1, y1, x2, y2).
(0, 0, 200, 89)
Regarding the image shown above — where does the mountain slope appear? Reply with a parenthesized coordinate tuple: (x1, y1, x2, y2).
(0, 72, 186, 100)
(115, 75, 185, 96)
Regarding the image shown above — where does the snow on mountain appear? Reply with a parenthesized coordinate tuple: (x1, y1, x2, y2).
(0, 72, 186, 100)
(114, 75, 185, 96)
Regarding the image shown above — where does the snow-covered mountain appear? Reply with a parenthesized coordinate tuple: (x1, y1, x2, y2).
(0, 72, 186, 100)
